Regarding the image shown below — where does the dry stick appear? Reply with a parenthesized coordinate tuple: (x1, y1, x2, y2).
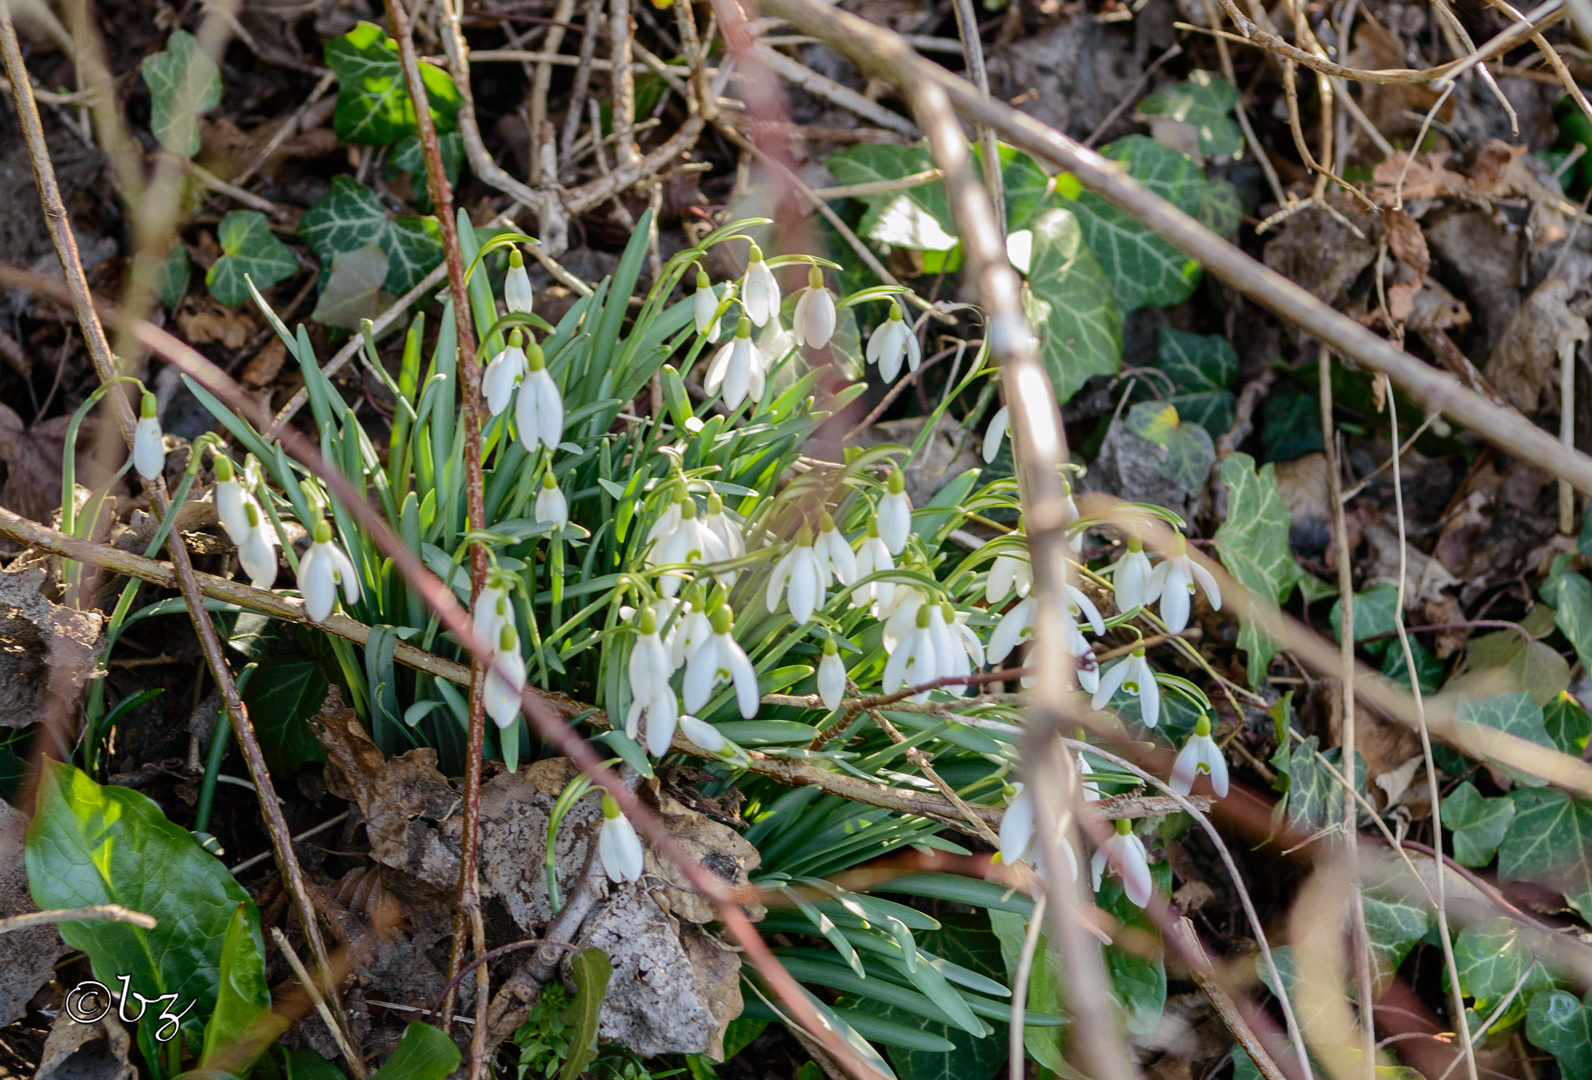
(383, 0, 492, 1060)
(231, 70, 337, 188)
(750, 44, 917, 135)
(672, 0, 716, 123)
(946, 0, 1002, 233)
(1007, 893, 1047, 1080)
(609, 0, 639, 170)
(1385, 391, 1478, 1080)
(560, 0, 605, 174)
(1084, 42, 1183, 149)
(271, 927, 363, 1077)
(528, 0, 577, 185)
(0, 8, 360, 1065)
(0, 905, 156, 934)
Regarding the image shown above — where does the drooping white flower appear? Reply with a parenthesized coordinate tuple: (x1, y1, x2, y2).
(814, 512, 858, 588)
(598, 794, 644, 883)
(213, 456, 250, 545)
(693, 269, 722, 343)
(483, 329, 529, 417)
(877, 469, 912, 556)
(880, 585, 928, 654)
(997, 782, 1078, 880)
(704, 317, 766, 412)
(1067, 583, 1106, 636)
(944, 603, 986, 674)
(485, 623, 527, 730)
(670, 597, 714, 668)
(473, 580, 514, 654)
(987, 596, 1033, 666)
(766, 526, 826, 625)
(982, 405, 1010, 464)
(818, 638, 847, 711)
(1061, 480, 1083, 554)
(1092, 648, 1160, 728)
(133, 393, 165, 481)
(852, 517, 895, 613)
(236, 500, 278, 588)
(1147, 535, 1222, 635)
(653, 498, 729, 598)
(1078, 750, 1103, 803)
(535, 472, 568, 526)
(866, 302, 920, 384)
(1092, 819, 1153, 908)
(883, 604, 938, 700)
(1171, 715, 1229, 798)
(684, 605, 760, 720)
(645, 491, 685, 564)
(985, 549, 1032, 604)
(703, 493, 745, 562)
(1112, 536, 1157, 614)
(792, 266, 836, 349)
(1070, 618, 1100, 695)
(515, 338, 564, 452)
(741, 243, 781, 327)
(625, 607, 679, 756)
(504, 248, 534, 314)
(297, 519, 360, 622)
(679, 713, 726, 753)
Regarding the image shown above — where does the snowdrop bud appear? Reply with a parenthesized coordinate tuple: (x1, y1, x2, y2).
(517, 337, 564, 451)
(679, 713, 725, 752)
(213, 455, 250, 545)
(982, 405, 1010, 465)
(485, 623, 527, 730)
(1171, 715, 1229, 798)
(792, 266, 837, 350)
(877, 468, 912, 556)
(504, 248, 533, 314)
(694, 269, 720, 342)
(236, 500, 278, 588)
(535, 472, 568, 526)
(1113, 536, 1156, 614)
(818, 638, 846, 711)
(741, 243, 781, 327)
(133, 393, 165, 481)
(598, 794, 644, 883)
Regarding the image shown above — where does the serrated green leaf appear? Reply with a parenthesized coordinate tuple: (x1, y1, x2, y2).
(206, 211, 298, 306)
(140, 30, 221, 156)
(1546, 693, 1592, 756)
(1500, 788, 1592, 920)
(1453, 918, 1555, 1032)
(324, 22, 461, 145)
(1063, 137, 1206, 312)
(1457, 692, 1555, 788)
(1155, 329, 1236, 435)
(1215, 453, 1307, 684)
(1024, 207, 1121, 402)
(1361, 887, 1429, 991)
(1138, 71, 1241, 157)
(159, 244, 191, 309)
(311, 242, 389, 329)
(1441, 781, 1516, 867)
(1529, 989, 1592, 1080)
(299, 176, 443, 295)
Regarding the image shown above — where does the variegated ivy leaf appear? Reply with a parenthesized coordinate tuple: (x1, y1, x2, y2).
(1138, 71, 1242, 158)
(1123, 401, 1214, 490)
(1361, 887, 1429, 991)
(1453, 918, 1557, 1032)
(1269, 735, 1364, 833)
(324, 21, 462, 145)
(1215, 452, 1306, 684)
(1528, 989, 1592, 1080)
(825, 144, 956, 251)
(1457, 691, 1555, 788)
(1440, 780, 1515, 867)
(157, 244, 191, 309)
(1153, 329, 1236, 436)
(1556, 571, 1592, 673)
(298, 176, 443, 295)
(1024, 207, 1121, 402)
(140, 30, 222, 157)
(1500, 787, 1592, 921)
(1546, 692, 1592, 756)
(206, 211, 298, 307)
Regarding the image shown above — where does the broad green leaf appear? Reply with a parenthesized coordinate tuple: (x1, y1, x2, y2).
(26, 760, 269, 1055)
(207, 211, 297, 306)
(825, 144, 956, 251)
(299, 176, 443, 295)
(1457, 692, 1555, 788)
(1262, 386, 1324, 462)
(1329, 583, 1401, 652)
(1138, 71, 1241, 157)
(1500, 788, 1592, 921)
(1122, 401, 1214, 487)
(391, 131, 465, 210)
(1024, 208, 1121, 402)
(370, 1022, 461, 1080)
(1440, 781, 1516, 867)
(1198, 179, 1244, 238)
(988, 910, 1064, 1072)
(1215, 453, 1307, 684)
(243, 655, 329, 775)
(1381, 637, 1442, 695)
(559, 948, 613, 1080)
(1452, 626, 1570, 707)
(1546, 693, 1592, 756)
(1452, 918, 1555, 1031)
(1099, 863, 1169, 1035)
(141, 30, 221, 156)
(325, 22, 461, 145)
(1154, 329, 1236, 435)
(311, 242, 390, 329)
(1528, 989, 1592, 1080)
(1126, 401, 1179, 443)
(989, 144, 1053, 231)
(200, 902, 283, 1074)
(1062, 137, 1206, 312)
(1360, 887, 1429, 991)
(1557, 572, 1592, 672)
(159, 244, 191, 309)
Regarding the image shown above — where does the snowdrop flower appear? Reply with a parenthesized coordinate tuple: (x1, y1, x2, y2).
(1171, 715, 1229, 798)
(483, 329, 529, 416)
(504, 248, 534, 314)
(133, 393, 164, 481)
(1061, 480, 1083, 554)
(679, 713, 726, 753)
(212, 456, 250, 544)
(866, 303, 920, 383)
(1092, 647, 1160, 728)
(598, 795, 644, 883)
(693, 269, 722, 342)
(982, 405, 1010, 464)
(1092, 819, 1153, 908)
(703, 493, 745, 562)
(645, 490, 685, 563)
(1070, 620, 1100, 695)
(852, 517, 895, 613)
(297, 519, 360, 622)
(818, 638, 847, 711)
(655, 498, 731, 597)
(236, 500, 278, 588)
(1112, 536, 1157, 614)
(880, 585, 928, 654)
(792, 266, 836, 349)
(1148, 535, 1222, 635)
(1078, 750, 1103, 803)
(814, 512, 857, 587)
(766, 526, 826, 624)
(987, 596, 1033, 665)
(473, 581, 513, 654)
(877, 469, 912, 556)
(625, 607, 679, 756)
(535, 472, 568, 526)
(670, 597, 713, 668)
(985, 548, 1032, 604)
(684, 605, 760, 719)
(515, 339, 564, 451)
(997, 782, 1078, 880)
(485, 623, 527, 730)
(944, 603, 986, 674)
(741, 243, 780, 327)
(704, 318, 766, 411)
(883, 605, 938, 700)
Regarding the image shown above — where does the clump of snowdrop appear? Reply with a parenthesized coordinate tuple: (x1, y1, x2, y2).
(1171, 715, 1229, 797)
(683, 605, 759, 721)
(987, 581, 1101, 666)
(535, 471, 568, 526)
(704, 317, 765, 411)
(504, 248, 533, 314)
(625, 606, 679, 756)
(1093, 647, 1160, 728)
(1092, 819, 1152, 908)
(297, 519, 360, 622)
(741, 244, 780, 327)
(792, 266, 836, 349)
(877, 468, 912, 556)
(483, 329, 528, 416)
(1148, 534, 1222, 635)
(767, 525, 826, 624)
(515, 338, 564, 452)
(133, 392, 165, 481)
(866, 302, 919, 383)
(598, 794, 644, 883)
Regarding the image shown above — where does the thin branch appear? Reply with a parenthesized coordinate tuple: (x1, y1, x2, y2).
(0, 905, 156, 935)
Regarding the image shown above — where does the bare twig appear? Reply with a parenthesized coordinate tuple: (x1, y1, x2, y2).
(271, 927, 364, 1078)
(0, 905, 156, 934)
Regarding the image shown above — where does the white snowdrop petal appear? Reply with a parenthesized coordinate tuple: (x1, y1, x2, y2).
(133, 417, 165, 480)
(818, 650, 846, 711)
(982, 406, 1010, 465)
(679, 714, 725, 752)
(727, 640, 761, 719)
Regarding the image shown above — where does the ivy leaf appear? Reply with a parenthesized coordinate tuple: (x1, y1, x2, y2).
(1361, 887, 1429, 991)
(390, 131, 465, 210)
(1154, 329, 1236, 435)
(1381, 638, 1442, 695)
(1440, 781, 1516, 867)
(1453, 918, 1555, 1032)
(1062, 137, 1205, 312)
(311, 243, 390, 329)
(1125, 401, 1215, 489)
(977, 143, 1053, 232)
(242, 655, 328, 776)
(1457, 692, 1555, 789)
(140, 30, 221, 157)
(1557, 572, 1592, 672)
(158, 244, 191, 309)
(825, 144, 956, 251)
(1138, 71, 1242, 158)
(324, 22, 461, 145)
(205, 211, 298, 307)
(1500, 788, 1592, 921)
(1024, 208, 1122, 402)
(1276, 737, 1363, 832)
(1262, 386, 1324, 462)
(1546, 693, 1592, 756)
(1198, 179, 1244, 238)
(1528, 989, 1592, 1080)
(299, 176, 443, 295)
(988, 910, 1063, 1072)
(1098, 863, 1170, 1035)
(1215, 452, 1307, 684)
(1329, 583, 1401, 654)
(1453, 625, 1570, 707)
